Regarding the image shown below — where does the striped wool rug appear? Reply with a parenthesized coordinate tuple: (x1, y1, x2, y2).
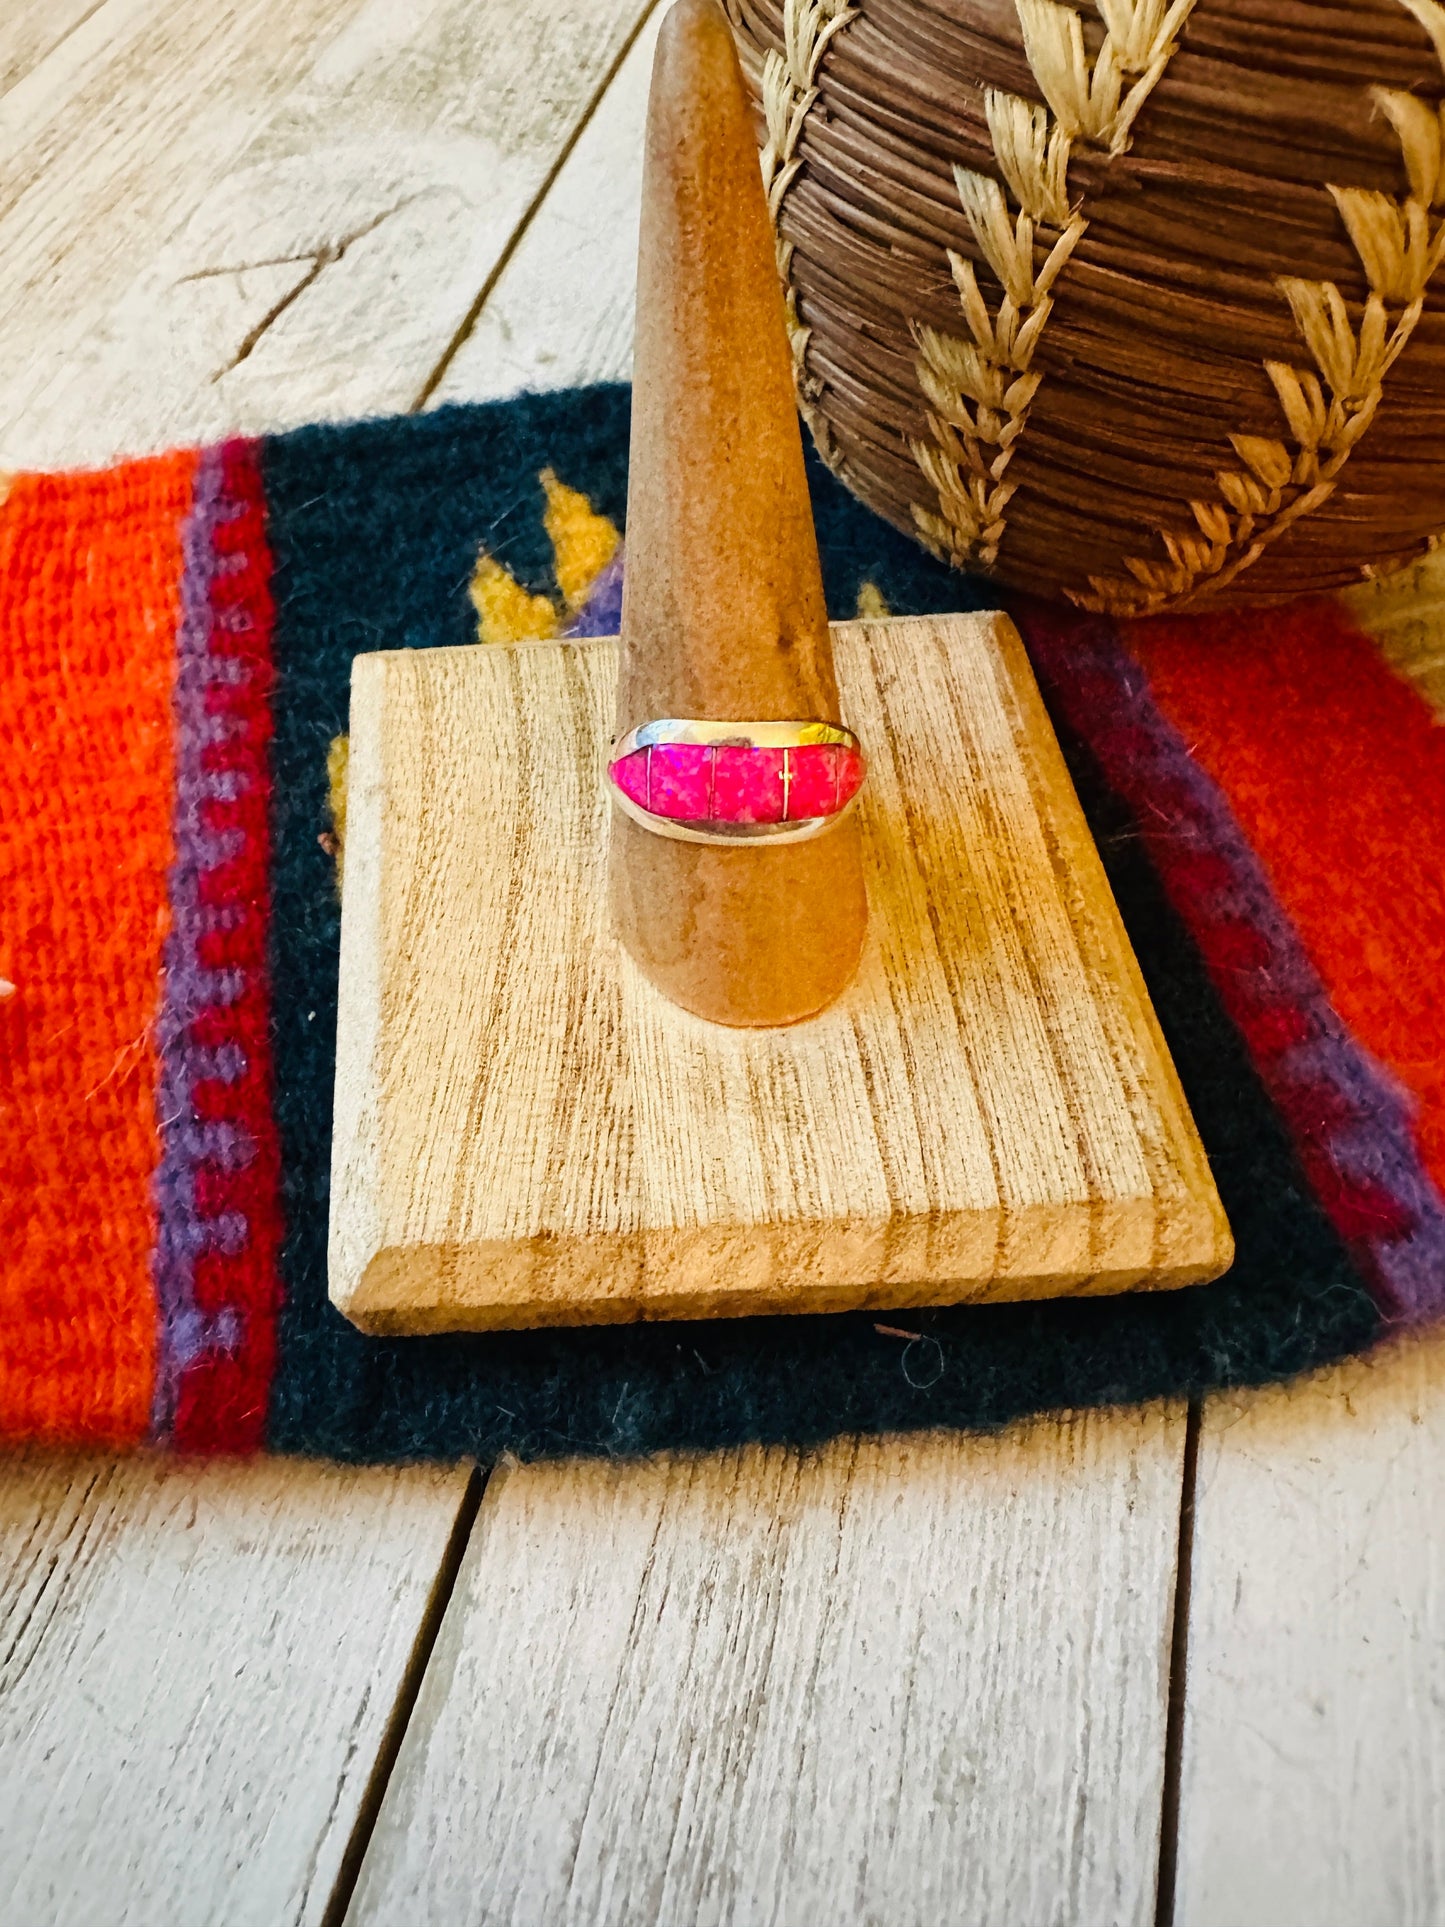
(2, 384, 1442, 1459)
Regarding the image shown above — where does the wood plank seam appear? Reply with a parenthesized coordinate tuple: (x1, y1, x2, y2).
(344, 1418, 1187, 1926)
(12, 9, 1439, 1924)
(317, 1463, 487, 1927)
(1176, 1336, 1445, 1927)
(424, 3, 661, 409)
(0, 0, 660, 470)
(411, 0, 664, 413)
(0, 1455, 480, 1927)
(1154, 1396, 1201, 1927)
(0, 0, 112, 99)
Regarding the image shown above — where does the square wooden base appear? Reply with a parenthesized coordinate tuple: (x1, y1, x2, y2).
(329, 613, 1231, 1334)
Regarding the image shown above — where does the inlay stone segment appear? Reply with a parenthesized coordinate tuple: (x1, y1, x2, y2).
(610, 740, 866, 826)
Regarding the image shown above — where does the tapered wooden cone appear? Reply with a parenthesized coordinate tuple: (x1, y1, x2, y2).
(610, 0, 868, 1027)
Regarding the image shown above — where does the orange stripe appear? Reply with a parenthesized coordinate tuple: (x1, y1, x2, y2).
(0, 453, 194, 1446)
(1130, 599, 1445, 1197)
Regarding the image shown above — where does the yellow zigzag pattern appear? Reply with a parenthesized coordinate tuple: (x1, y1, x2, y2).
(470, 469, 621, 645)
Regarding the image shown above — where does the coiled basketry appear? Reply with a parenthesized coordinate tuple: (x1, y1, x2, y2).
(726, 0, 1445, 612)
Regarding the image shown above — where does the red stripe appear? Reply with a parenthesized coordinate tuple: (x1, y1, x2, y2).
(1128, 597, 1445, 1199)
(172, 440, 282, 1452)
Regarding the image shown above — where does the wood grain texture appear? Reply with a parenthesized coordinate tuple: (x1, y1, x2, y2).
(0, 0, 653, 470)
(428, 1, 656, 407)
(330, 612, 1230, 1332)
(429, 5, 655, 406)
(0, 1453, 474, 1927)
(1176, 1331, 1445, 1927)
(0, 10, 552, 1927)
(4, 5, 1436, 1922)
(348, 1412, 1185, 1927)
(0, 0, 108, 98)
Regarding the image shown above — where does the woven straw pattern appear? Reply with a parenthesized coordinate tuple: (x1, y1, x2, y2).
(727, 0, 1445, 609)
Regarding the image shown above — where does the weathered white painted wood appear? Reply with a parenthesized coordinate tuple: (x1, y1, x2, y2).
(0, 1453, 474, 1927)
(1176, 1331, 1445, 1927)
(0, 0, 371, 462)
(0, 0, 654, 470)
(348, 1413, 1185, 1927)
(0, 0, 107, 98)
(428, 1, 658, 406)
(0, 13, 646, 1927)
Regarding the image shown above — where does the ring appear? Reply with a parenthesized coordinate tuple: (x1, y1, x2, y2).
(608, 718, 867, 846)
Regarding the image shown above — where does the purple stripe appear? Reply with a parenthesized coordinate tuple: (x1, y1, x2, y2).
(1023, 603, 1445, 1324)
(149, 447, 256, 1436)
(563, 547, 624, 637)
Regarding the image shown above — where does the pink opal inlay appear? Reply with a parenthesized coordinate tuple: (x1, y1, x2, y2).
(786, 744, 842, 820)
(609, 739, 865, 828)
(713, 744, 785, 823)
(834, 746, 865, 812)
(610, 748, 651, 811)
(648, 743, 712, 819)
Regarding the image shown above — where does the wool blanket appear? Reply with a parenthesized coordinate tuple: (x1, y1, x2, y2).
(3, 384, 1443, 1459)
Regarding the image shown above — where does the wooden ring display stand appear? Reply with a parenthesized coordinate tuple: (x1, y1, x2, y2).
(326, 0, 1231, 1336)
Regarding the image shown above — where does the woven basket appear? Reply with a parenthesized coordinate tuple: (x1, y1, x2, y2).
(726, 0, 1445, 613)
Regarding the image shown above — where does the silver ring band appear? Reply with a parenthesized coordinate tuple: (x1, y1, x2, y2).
(607, 716, 866, 847)
(613, 718, 860, 757)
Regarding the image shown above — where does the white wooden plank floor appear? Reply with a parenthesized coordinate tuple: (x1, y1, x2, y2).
(349, 1419, 1184, 1927)
(0, 4, 1441, 1922)
(0, 1455, 478, 1927)
(1178, 1334, 1445, 1927)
